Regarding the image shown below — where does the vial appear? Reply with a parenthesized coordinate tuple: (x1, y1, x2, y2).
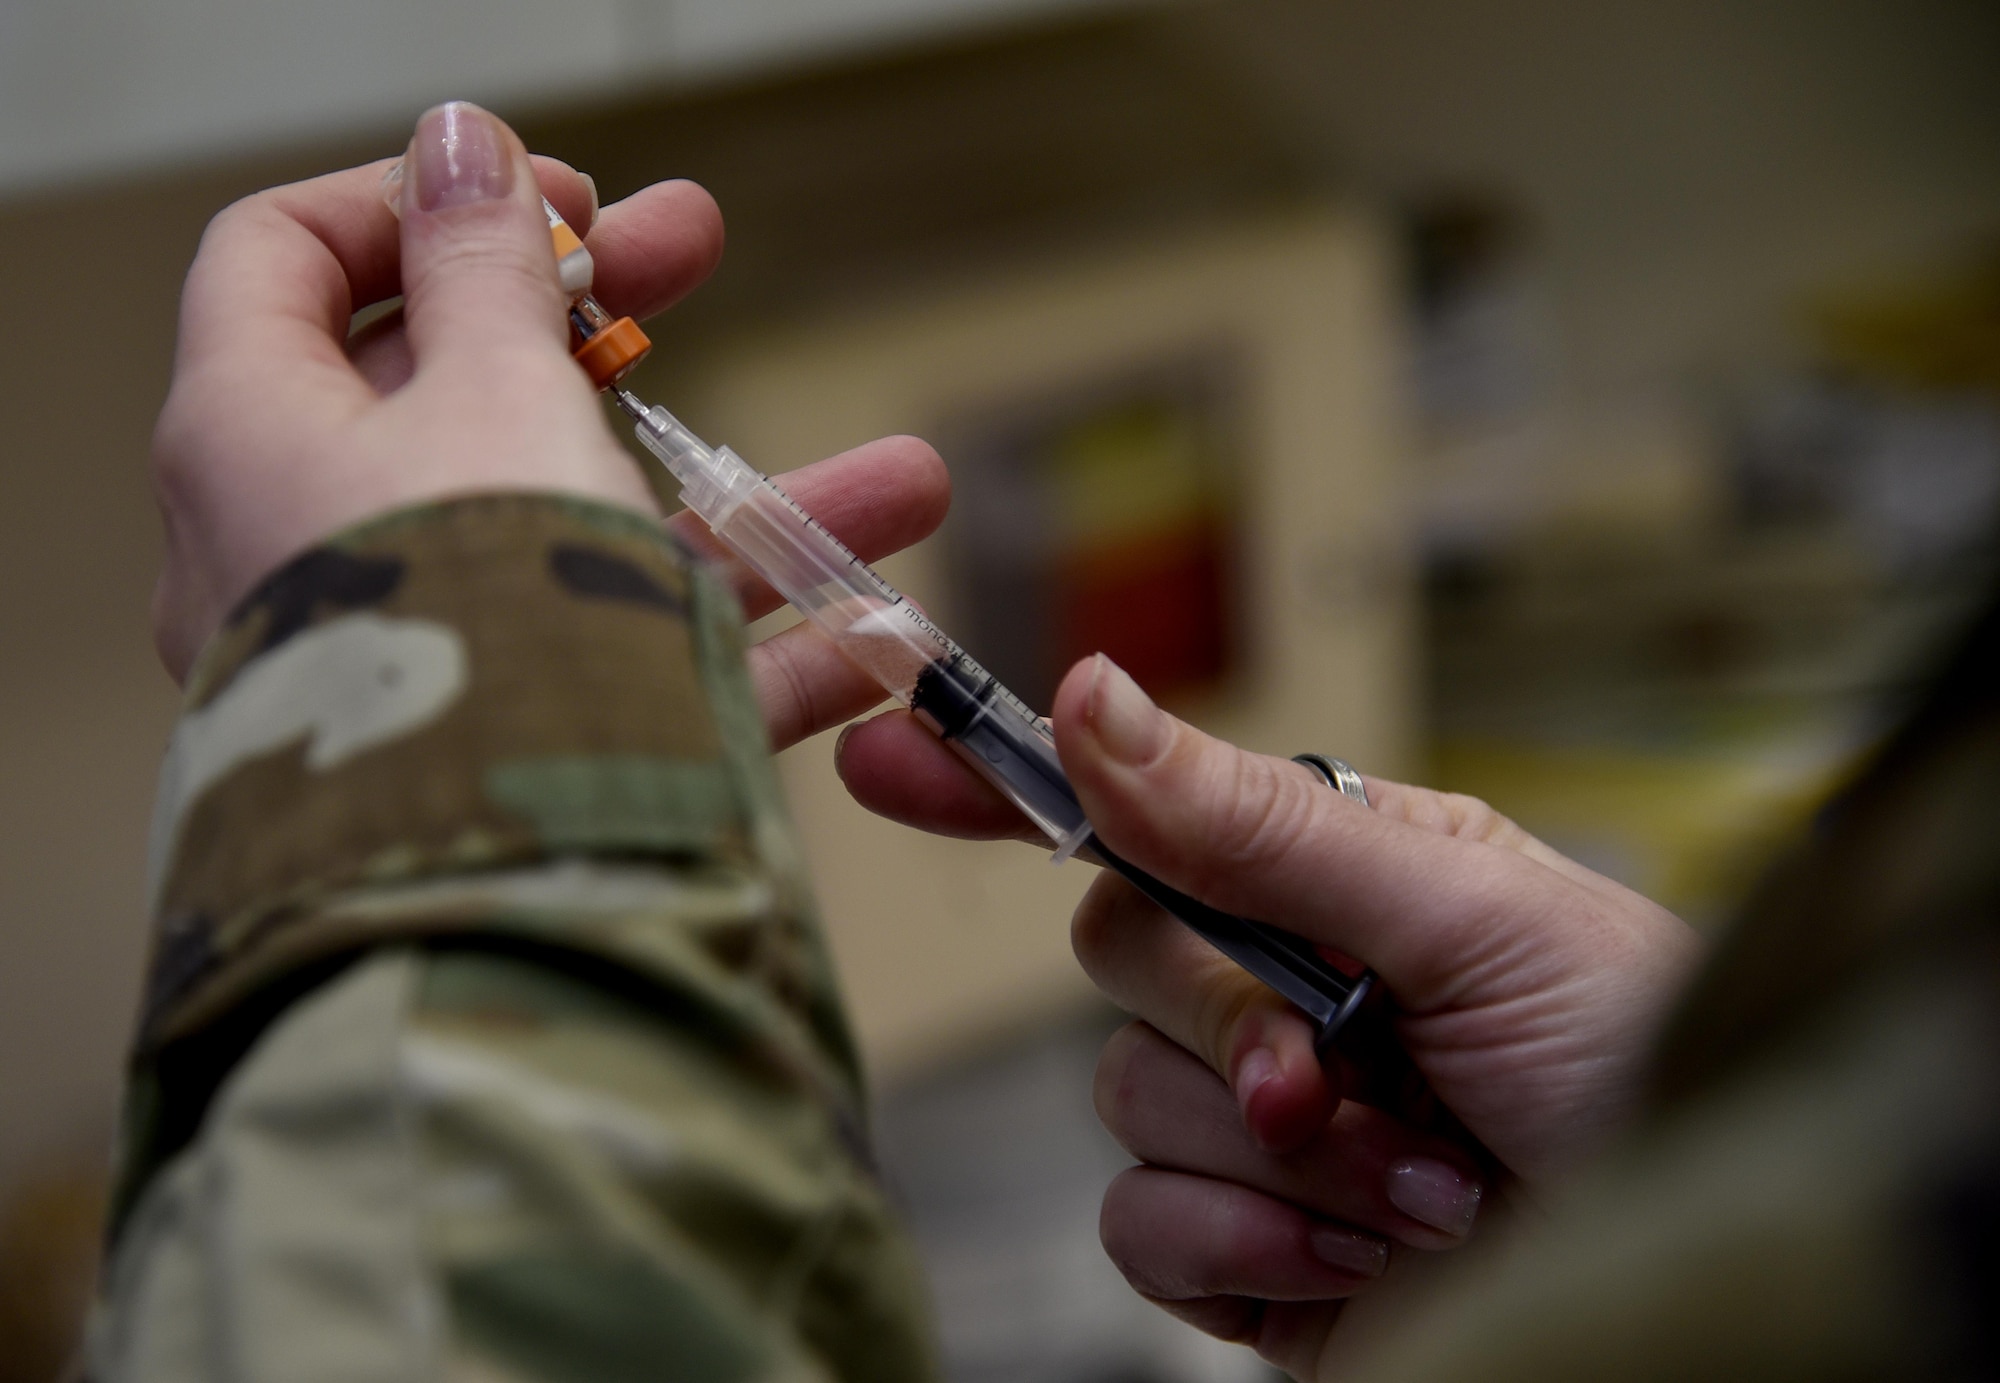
(380, 160, 652, 392)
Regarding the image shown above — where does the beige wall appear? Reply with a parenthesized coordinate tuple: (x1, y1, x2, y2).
(0, 171, 235, 1191)
(0, 151, 401, 1195)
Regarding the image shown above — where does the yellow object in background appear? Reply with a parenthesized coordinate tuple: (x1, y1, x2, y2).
(1434, 708, 1870, 929)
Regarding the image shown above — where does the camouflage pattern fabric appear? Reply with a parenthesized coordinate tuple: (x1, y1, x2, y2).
(90, 495, 939, 1383)
(1337, 596, 2000, 1383)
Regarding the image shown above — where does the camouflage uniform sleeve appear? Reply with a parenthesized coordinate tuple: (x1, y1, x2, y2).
(88, 494, 940, 1383)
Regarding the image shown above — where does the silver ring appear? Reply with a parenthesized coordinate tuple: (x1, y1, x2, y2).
(1290, 753, 1379, 1050)
(1292, 753, 1370, 808)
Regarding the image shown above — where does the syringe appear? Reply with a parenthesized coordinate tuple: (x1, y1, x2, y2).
(616, 389, 1375, 1050)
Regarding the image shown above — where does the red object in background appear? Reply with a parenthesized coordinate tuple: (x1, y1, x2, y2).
(1055, 518, 1232, 700)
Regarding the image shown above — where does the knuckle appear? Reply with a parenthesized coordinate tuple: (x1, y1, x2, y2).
(1209, 1201, 1271, 1283)
(1068, 873, 1136, 975)
(1157, 1293, 1265, 1345)
(193, 191, 308, 282)
(1099, 1173, 1182, 1295)
(1191, 975, 1262, 1076)
(1102, 1170, 1266, 1306)
(1187, 749, 1318, 894)
(148, 379, 226, 501)
(185, 199, 272, 296)
(768, 639, 820, 740)
(421, 233, 555, 293)
(1091, 1023, 1150, 1146)
(200, 192, 279, 248)
(1435, 789, 1531, 848)
(148, 399, 194, 481)
(1069, 888, 1110, 967)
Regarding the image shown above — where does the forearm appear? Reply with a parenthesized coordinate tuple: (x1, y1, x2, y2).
(95, 494, 936, 1382)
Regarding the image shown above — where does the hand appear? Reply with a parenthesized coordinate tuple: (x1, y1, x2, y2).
(151, 102, 947, 755)
(837, 653, 1701, 1373)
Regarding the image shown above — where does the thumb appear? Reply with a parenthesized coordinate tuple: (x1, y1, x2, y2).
(397, 102, 569, 372)
(1052, 654, 1523, 1008)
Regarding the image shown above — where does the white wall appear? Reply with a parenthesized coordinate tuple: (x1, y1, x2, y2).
(0, 0, 1161, 196)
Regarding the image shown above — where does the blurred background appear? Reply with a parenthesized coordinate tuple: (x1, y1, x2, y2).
(2, 0, 1998, 1377)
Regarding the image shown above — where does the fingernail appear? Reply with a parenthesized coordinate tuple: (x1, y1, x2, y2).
(1309, 1225, 1389, 1278)
(410, 102, 512, 212)
(834, 722, 857, 766)
(1385, 1157, 1482, 1237)
(1084, 654, 1168, 766)
(1235, 1047, 1278, 1111)
(580, 172, 600, 228)
(379, 158, 407, 213)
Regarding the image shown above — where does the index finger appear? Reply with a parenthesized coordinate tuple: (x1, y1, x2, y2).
(584, 179, 726, 324)
(662, 433, 951, 621)
(174, 160, 399, 427)
(178, 153, 601, 415)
